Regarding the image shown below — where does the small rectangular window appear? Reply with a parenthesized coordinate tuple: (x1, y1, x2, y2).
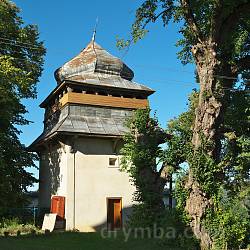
(109, 158, 117, 166)
(109, 157, 119, 167)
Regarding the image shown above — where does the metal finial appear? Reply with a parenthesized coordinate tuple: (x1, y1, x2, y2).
(92, 17, 99, 42)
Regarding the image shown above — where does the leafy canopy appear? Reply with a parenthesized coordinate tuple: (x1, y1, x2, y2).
(0, 0, 46, 208)
(117, 0, 250, 81)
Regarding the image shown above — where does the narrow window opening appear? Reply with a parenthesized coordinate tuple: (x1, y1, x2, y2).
(123, 94, 132, 98)
(111, 93, 121, 97)
(74, 89, 82, 93)
(99, 91, 108, 96)
(136, 95, 145, 99)
(109, 158, 117, 166)
(86, 90, 95, 95)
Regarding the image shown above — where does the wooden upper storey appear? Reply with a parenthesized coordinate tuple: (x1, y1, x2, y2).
(40, 40, 154, 119)
(60, 92, 149, 109)
(42, 81, 151, 121)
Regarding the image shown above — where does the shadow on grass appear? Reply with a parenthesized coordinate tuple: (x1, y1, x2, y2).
(0, 231, 189, 250)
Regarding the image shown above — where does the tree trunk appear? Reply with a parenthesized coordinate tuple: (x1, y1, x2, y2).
(185, 175, 212, 249)
(169, 174, 173, 209)
(192, 41, 225, 158)
(185, 41, 233, 249)
(134, 128, 171, 211)
(138, 167, 167, 211)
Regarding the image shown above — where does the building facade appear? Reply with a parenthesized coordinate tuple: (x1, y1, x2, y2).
(30, 39, 154, 231)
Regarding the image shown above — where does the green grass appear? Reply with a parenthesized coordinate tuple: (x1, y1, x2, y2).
(0, 231, 178, 250)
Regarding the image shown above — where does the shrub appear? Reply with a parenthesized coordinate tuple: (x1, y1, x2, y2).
(0, 217, 40, 236)
(203, 188, 250, 250)
(128, 204, 200, 249)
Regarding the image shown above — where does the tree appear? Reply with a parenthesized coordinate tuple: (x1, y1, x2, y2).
(118, 0, 250, 248)
(168, 90, 250, 249)
(121, 109, 171, 215)
(0, 0, 45, 208)
(122, 90, 249, 248)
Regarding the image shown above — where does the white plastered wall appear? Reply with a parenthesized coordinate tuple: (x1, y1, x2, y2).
(65, 137, 135, 232)
(39, 143, 68, 208)
(39, 137, 135, 232)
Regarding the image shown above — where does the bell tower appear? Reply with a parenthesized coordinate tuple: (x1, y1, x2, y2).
(30, 39, 154, 231)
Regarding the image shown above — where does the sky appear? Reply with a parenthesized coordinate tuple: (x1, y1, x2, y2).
(13, 0, 197, 189)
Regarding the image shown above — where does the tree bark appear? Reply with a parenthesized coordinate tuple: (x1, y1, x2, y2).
(185, 174, 212, 249)
(134, 127, 171, 211)
(169, 174, 173, 209)
(137, 167, 166, 210)
(191, 41, 225, 158)
(185, 41, 234, 249)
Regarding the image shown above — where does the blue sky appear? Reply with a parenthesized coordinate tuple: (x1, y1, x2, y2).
(13, 0, 197, 188)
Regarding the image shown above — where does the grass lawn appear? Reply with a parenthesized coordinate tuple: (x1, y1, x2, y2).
(0, 231, 177, 250)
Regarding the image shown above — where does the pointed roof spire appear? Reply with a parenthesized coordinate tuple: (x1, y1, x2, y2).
(91, 17, 99, 42)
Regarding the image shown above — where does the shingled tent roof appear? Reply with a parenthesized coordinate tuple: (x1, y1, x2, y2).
(54, 40, 153, 93)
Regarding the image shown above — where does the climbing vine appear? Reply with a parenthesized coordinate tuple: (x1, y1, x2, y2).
(121, 90, 250, 249)
(120, 108, 169, 213)
(169, 90, 250, 249)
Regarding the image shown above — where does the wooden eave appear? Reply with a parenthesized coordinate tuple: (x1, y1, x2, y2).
(28, 130, 123, 152)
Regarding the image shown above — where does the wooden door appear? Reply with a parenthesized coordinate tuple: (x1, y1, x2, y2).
(107, 198, 122, 230)
(50, 196, 65, 219)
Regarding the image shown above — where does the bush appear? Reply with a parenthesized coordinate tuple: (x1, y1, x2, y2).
(0, 208, 34, 225)
(128, 204, 200, 250)
(0, 217, 40, 236)
(0, 207, 50, 227)
(203, 189, 250, 250)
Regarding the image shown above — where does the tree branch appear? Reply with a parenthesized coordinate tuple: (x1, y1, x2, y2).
(158, 163, 171, 181)
(210, 0, 224, 41)
(230, 55, 250, 76)
(238, 55, 250, 72)
(181, 0, 203, 43)
(217, 2, 250, 44)
(149, 9, 166, 22)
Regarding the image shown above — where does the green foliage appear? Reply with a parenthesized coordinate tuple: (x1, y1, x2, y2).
(120, 108, 157, 173)
(174, 172, 190, 223)
(128, 203, 160, 229)
(186, 88, 250, 197)
(128, 204, 199, 249)
(163, 91, 198, 167)
(119, 88, 249, 249)
(121, 108, 166, 208)
(117, 0, 250, 75)
(121, 105, 199, 248)
(191, 146, 221, 195)
(204, 187, 250, 250)
(163, 89, 250, 248)
(0, 0, 46, 207)
(222, 90, 250, 191)
(118, 1, 250, 248)
(0, 217, 39, 236)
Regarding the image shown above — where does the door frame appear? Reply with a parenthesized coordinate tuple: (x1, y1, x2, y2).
(106, 197, 123, 230)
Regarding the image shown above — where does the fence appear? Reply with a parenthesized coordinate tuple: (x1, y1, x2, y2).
(0, 207, 50, 226)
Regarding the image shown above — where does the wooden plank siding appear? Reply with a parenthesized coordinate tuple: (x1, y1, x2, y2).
(59, 92, 149, 109)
